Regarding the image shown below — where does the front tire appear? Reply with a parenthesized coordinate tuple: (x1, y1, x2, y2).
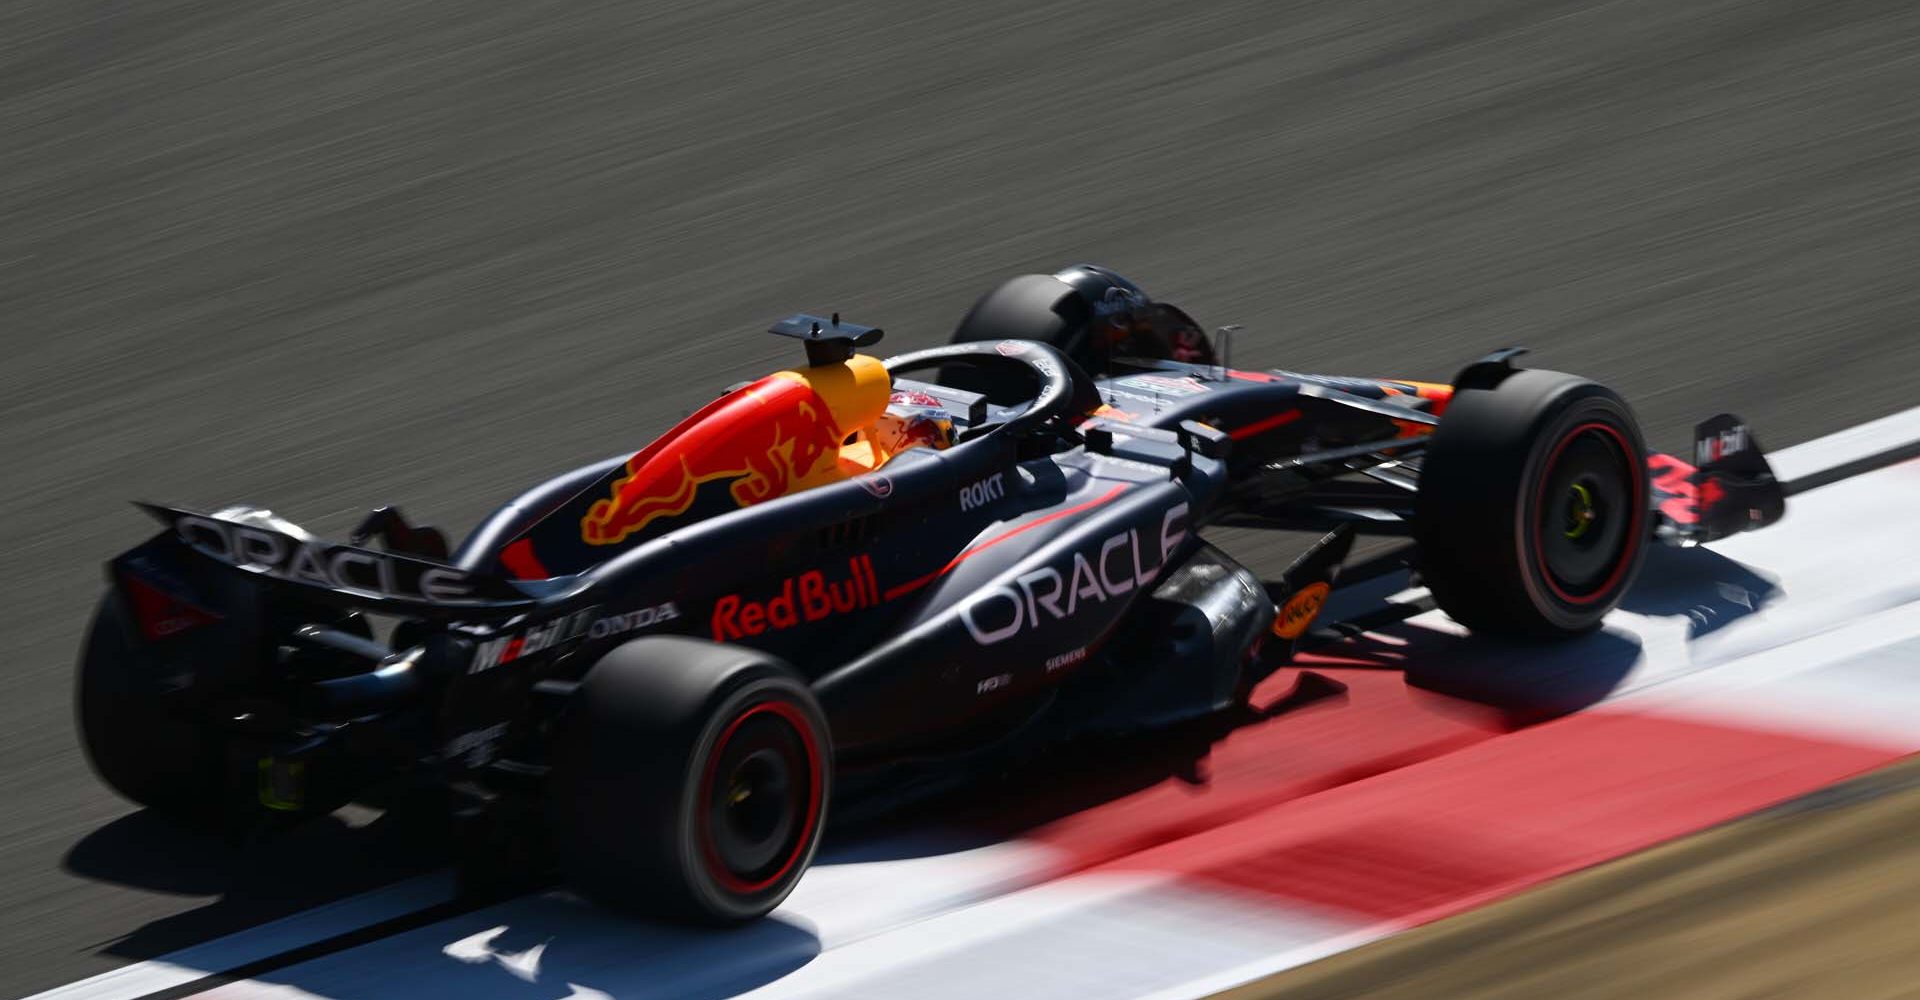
(548, 638, 830, 923)
(1414, 369, 1649, 636)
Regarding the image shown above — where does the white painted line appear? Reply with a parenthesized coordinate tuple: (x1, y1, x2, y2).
(181, 841, 1063, 1000)
(782, 839, 1060, 948)
(19, 874, 454, 1000)
(1769, 404, 1920, 484)
(740, 876, 1360, 1000)
(1126, 927, 1396, 1000)
(1621, 604, 1920, 749)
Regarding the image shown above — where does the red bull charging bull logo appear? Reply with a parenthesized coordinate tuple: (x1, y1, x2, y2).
(581, 377, 848, 546)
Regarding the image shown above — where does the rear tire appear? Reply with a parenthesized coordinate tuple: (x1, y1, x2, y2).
(1414, 369, 1649, 636)
(548, 637, 830, 923)
(75, 592, 223, 817)
(943, 274, 1101, 410)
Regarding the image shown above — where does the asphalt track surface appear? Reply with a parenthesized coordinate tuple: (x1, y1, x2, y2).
(3, 0, 1919, 995)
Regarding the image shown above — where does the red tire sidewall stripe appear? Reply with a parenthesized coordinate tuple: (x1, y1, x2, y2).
(697, 698, 823, 896)
(1530, 420, 1644, 606)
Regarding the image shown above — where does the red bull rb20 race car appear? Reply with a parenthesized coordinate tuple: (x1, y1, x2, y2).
(79, 266, 1788, 922)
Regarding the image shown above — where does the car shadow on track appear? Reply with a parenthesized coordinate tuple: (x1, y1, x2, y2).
(63, 794, 448, 964)
(1309, 542, 1778, 725)
(66, 805, 823, 1000)
(1382, 625, 1645, 726)
(844, 544, 1780, 861)
(250, 900, 821, 1000)
(1619, 542, 1782, 639)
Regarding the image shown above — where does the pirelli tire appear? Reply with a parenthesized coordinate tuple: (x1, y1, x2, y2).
(942, 274, 1105, 414)
(75, 591, 224, 818)
(1413, 369, 1650, 637)
(548, 637, 830, 924)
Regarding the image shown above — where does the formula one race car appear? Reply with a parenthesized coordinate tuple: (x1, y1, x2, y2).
(78, 265, 1788, 923)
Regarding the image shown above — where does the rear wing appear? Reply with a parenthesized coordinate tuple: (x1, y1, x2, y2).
(1650, 414, 1788, 545)
(136, 503, 545, 617)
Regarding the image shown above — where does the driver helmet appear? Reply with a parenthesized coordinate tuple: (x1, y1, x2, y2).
(872, 389, 954, 454)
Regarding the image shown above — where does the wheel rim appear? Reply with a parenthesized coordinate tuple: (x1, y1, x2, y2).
(698, 701, 820, 896)
(1532, 422, 1641, 605)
